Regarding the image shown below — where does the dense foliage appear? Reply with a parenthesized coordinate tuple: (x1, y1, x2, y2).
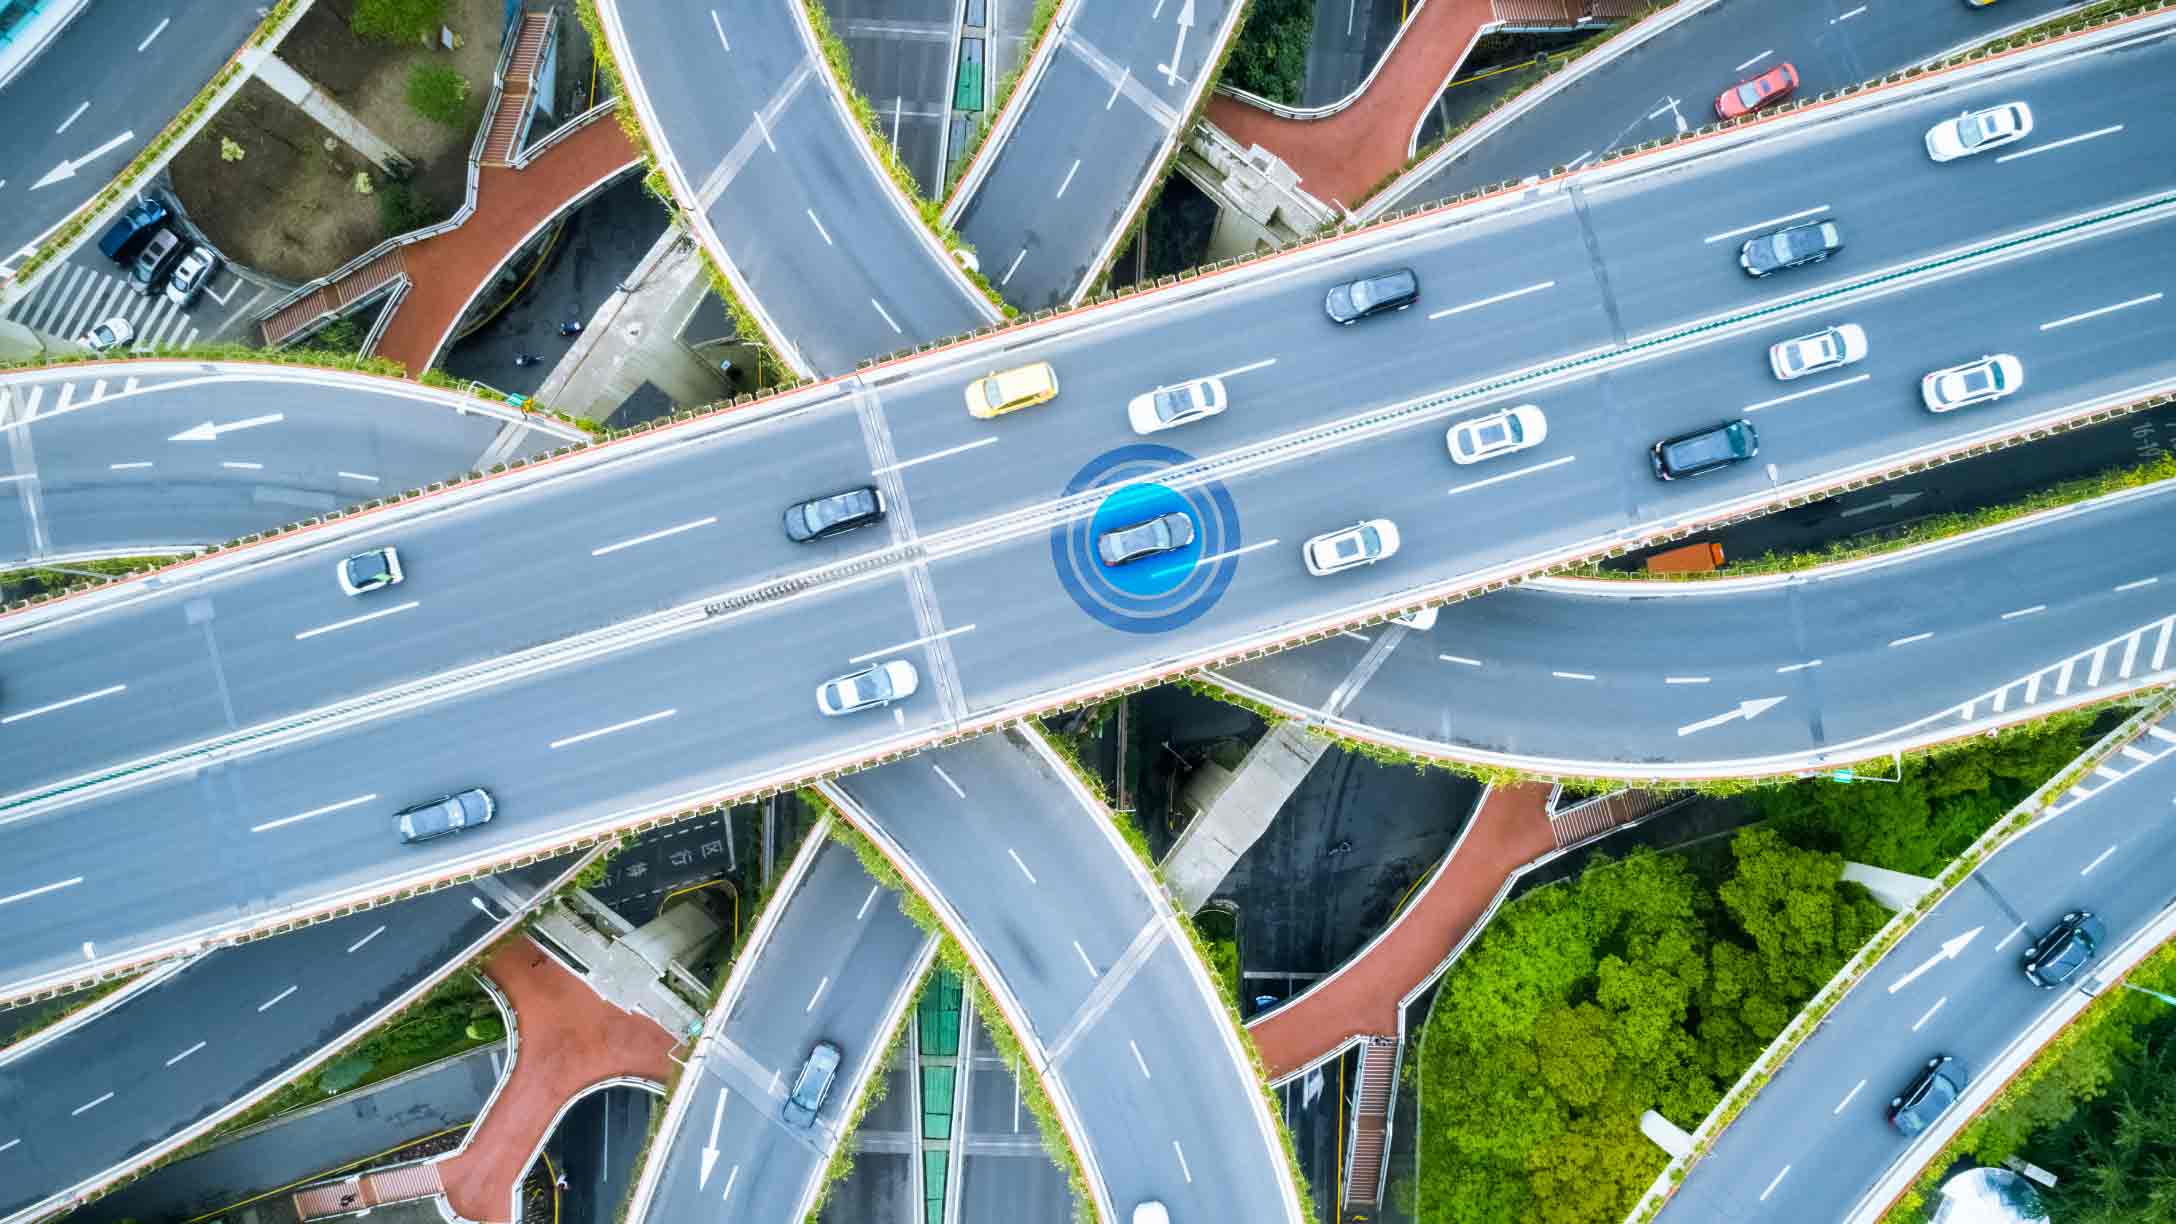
(1225, 0, 1314, 106)
(2033, 1023, 2176, 1223)
(1412, 829, 1886, 1223)
(406, 63, 475, 128)
(349, 0, 448, 44)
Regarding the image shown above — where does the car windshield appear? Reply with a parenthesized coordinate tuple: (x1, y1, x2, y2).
(349, 554, 388, 583)
(1736, 82, 1765, 108)
(1154, 388, 1193, 422)
(980, 377, 1004, 406)
(92, 325, 118, 346)
(1349, 280, 1378, 311)
(1470, 419, 1514, 449)
(1769, 233, 1800, 262)
(1356, 526, 1381, 554)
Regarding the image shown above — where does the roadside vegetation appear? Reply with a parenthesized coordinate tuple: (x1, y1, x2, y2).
(1225, 0, 1314, 105)
(0, 972, 143, 1051)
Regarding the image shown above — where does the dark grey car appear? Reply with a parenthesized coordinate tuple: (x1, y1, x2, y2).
(782, 1040, 842, 1127)
(1651, 419, 1759, 481)
(127, 228, 184, 295)
(1740, 220, 1842, 276)
(396, 788, 496, 844)
(1096, 511, 1195, 567)
(1889, 1055, 1965, 1136)
(2022, 911, 2105, 988)
(1324, 268, 1419, 324)
(783, 486, 885, 542)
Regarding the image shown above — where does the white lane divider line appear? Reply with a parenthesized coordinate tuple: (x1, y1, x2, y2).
(72, 1092, 114, 1117)
(850, 624, 976, 664)
(1150, 537, 1280, 581)
(1832, 4, 1866, 22)
(1173, 1141, 1193, 1183)
(1759, 1165, 1791, 1202)
(1912, 996, 1947, 1032)
(347, 924, 388, 954)
(722, 1165, 740, 1200)
(0, 683, 126, 725)
(294, 601, 419, 641)
(2001, 605, 2047, 621)
(1428, 280, 1555, 320)
(1733, 49, 1773, 72)
(338, 470, 379, 483)
(55, 101, 89, 135)
(1002, 249, 1027, 287)
(221, 461, 264, 471)
(1107, 67, 1128, 109)
(806, 976, 829, 1012)
(1208, 357, 1277, 381)
(2041, 291, 2161, 331)
(1776, 659, 1823, 673)
(1743, 372, 1869, 413)
(932, 764, 965, 798)
(252, 793, 379, 834)
(1994, 921, 2029, 952)
(1665, 676, 1710, 685)
(710, 9, 730, 50)
(257, 985, 298, 1012)
(2081, 844, 2117, 875)
(1007, 848, 1038, 885)
(166, 1040, 206, 1066)
(856, 885, 881, 921)
(138, 17, 172, 51)
(1439, 654, 1482, 667)
(2115, 577, 2160, 593)
(1889, 632, 1933, 648)
(1832, 1079, 1865, 1115)
(871, 299, 902, 334)
(805, 209, 833, 246)
(873, 436, 998, 476)
(550, 708, 677, 750)
(1447, 454, 1575, 498)
(1552, 671, 1596, 681)
(1129, 1039, 1152, 1078)
(1074, 941, 1098, 977)
(591, 515, 718, 557)
(1705, 204, 1828, 244)
(108, 461, 153, 471)
(1055, 158, 1082, 199)
(0, 1139, 16, 1154)
(1997, 124, 2124, 163)
(0, 877, 83, 908)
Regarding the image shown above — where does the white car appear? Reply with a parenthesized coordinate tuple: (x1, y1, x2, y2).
(1303, 519, 1400, 576)
(1393, 607, 1438, 631)
(1445, 404, 1546, 464)
(336, 547, 405, 595)
(1921, 354, 2024, 413)
(80, 317, 134, 354)
(1767, 324, 1868, 381)
(816, 659, 919, 716)
(1925, 102, 2033, 162)
(1127, 376, 1227, 434)
(1133, 1205, 1171, 1224)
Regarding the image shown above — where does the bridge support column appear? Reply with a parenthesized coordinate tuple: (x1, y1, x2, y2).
(1177, 122, 1341, 258)
(532, 228, 732, 421)
(1640, 1109, 1695, 1159)
(1841, 861, 1939, 911)
(1162, 721, 1333, 913)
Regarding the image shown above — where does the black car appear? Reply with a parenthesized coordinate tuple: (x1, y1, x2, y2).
(2022, 910, 2105, 988)
(1325, 268, 1419, 324)
(1651, 419, 1759, 481)
(783, 486, 885, 542)
(1096, 511, 1195, 567)
(1740, 220, 1842, 277)
(395, 788, 496, 844)
(782, 1040, 842, 1127)
(1890, 1055, 1965, 1136)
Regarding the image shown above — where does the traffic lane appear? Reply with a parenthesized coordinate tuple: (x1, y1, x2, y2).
(0, 575, 934, 995)
(956, 52, 1166, 311)
(831, 731, 1159, 1041)
(1401, 0, 2083, 203)
(1664, 743, 2176, 1222)
(1213, 627, 1376, 712)
(0, 886, 499, 1220)
(610, 0, 801, 178)
(706, 79, 990, 375)
(1061, 939, 1292, 1224)
(0, 1, 266, 258)
(646, 1071, 801, 1221)
(546, 1087, 652, 1224)
(0, 394, 877, 798)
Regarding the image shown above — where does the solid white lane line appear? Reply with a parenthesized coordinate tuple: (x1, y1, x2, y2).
(873, 436, 998, 476)
(1209, 357, 1277, 380)
(1734, 49, 1773, 72)
(722, 1165, 740, 1199)
(1997, 124, 2124, 163)
(347, 924, 388, 954)
(338, 470, 379, 483)
(0, 877, 83, 908)
(1129, 1039, 1152, 1078)
(0, 683, 125, 725)
(2041, 292, 2161, 331)
(0, 473, 34, 484)
(550, 708, 677, 750)
(136, 17, 171, 49)
(1075, 941, 1097, 977)
(805, 210, 833, 245)
(1566, 149, 1594, 170)
(72, 1092, 114, 1117)
(257, 985, 298, 1012)
(1552, 671, 1596, 681)
(1428, 280, 1555, 320)
(932, 764, 965, 798)
(1446, 454, 1575, 497)
(56, 101, 89, 135)
(1742, 372, 1870, 413)
(1151, 537, 1280, 580)
(1833, 1079, 1865, 1114)
(1173, 1141, 1193, 1183)
(806, 977, 829, 1012)
(2001, 605, 2047, 620)
(1008, 849, 1038, 885)
(1002, 249, 1027, 286)
(590, 515, 718, 557)
(293, 601, 419, 641)
(1759, 1166, 1791, 1202)
(2115, 577, 2160, 593)
(1665, 676, 1710, 685)
(850, 624, 976, 664)
(1055, 158, 1081, 199)
(221, 461, 263, 471)
(166, 1040, 206, 1066)
(1776, 659, 1823, 673)
(252, 793, 378, 834)
(1995, 921, 2029, 952)
(1439, 654, 1483, 667)
(710, 9, 730, 50)
(1704, 204, 1828, 244)
(108, 461, 153, 471)
(856, 885, 880, 921)
(1912, 996, 1947, 1032)
(2081, 845, 2117, 875)
(1338, 631, 1370, 643)
(1889, 632, 1933, 648)
(870, 299, 902, 334)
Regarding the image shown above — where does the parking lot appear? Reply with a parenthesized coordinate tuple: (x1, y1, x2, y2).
(6, 246, 280, 353)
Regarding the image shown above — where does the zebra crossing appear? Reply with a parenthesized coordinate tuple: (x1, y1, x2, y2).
(2043, 713, 2176, 817)
(7, 261, 203, 353)
(1951, 613, 2176, 726)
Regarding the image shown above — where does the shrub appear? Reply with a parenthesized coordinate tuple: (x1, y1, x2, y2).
(406, 64, 474, 128)
(1226, 0, 1314, 106)
(375, 177, 440, 237)
(220, 138, 245, 162)
(352, 0, 447, 44)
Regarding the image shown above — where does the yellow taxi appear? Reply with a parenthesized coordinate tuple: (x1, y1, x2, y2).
(964, 362, 1059, 419)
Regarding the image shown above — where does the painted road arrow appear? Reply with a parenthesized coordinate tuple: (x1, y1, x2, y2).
(32, 132, 136, 190)
(169, 412, 285, 442)
(698, 1085, 728, 1187)
(1675, 696, 1786, 738)
(1160, 0, 1196, 86)
(1841, 490, 1926, 519)
(1887, 926, 1985, 994)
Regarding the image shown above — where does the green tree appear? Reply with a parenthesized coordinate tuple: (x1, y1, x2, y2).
(1225, 0, 1313, 105)
(406, 64, 474, 129)
(351, 0, 448, 44)
(2037, 1028, 2176, 1222)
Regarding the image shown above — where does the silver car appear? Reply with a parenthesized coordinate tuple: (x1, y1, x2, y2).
(816, 659, 920, 716)
(1445, 404, 1546, 464)
(1304, 520, 1400, 576)
(1127, 376, 1227, 434)
(1097, 511, 1195, 567)
(1768, 324, 1868, 380)
(396, 788, 496, 844)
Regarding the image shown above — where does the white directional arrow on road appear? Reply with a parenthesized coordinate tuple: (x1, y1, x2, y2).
(1675, 696, 1786, 738)
(1159, 0, 1196, 86)
(32, 131, 136, 190)
(1888, 926, 1985, 994)
(1841, 490, 1926, 519)
(169, 412, 285, 442)
(698, 1086, 728, 1188)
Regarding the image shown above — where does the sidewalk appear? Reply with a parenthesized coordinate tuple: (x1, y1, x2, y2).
(1244, 782, 1555, 1080)
(432, 938, 676, 1223)
(1205, 0, 1496, 209)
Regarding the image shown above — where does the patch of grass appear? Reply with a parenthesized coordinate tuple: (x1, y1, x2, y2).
(0, 971, 144, 1050)
(406, 63, 476, 129)
(352, 0, 449, 44)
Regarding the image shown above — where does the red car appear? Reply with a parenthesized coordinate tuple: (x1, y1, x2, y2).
(1716, 63, 1798, 119)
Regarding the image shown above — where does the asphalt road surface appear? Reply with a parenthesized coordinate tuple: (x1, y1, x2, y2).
(1661, 709, 2176, 1221)
(546, 1085, 655, 1224)
(0, 1, 265, 270)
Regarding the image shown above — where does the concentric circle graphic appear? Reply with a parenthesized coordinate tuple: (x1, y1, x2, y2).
(1050, 444, 1243, 634)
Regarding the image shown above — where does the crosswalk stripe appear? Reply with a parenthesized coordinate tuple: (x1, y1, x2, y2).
(2086, 645, 2109, 689)
(2121, 745, 2155, 764)
(61, 281, 120, 341)
(25, 266, 85, 331)
(2055, 657, 2076, 696)
(2153, 620, 2173, 673)
(2149, 727, 2176, 746)
(178, 326, 199, 350)
(2023, 674, 2040, 705)
(137, 300, 177, 350)
(2119, 634, 2141, 679)
(2095, 765, 2125, 782)
(40, 268, 95, 335)
(150, 305, 190, 350)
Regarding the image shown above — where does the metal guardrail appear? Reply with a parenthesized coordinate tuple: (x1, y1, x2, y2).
(511, 95, 618, 169)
